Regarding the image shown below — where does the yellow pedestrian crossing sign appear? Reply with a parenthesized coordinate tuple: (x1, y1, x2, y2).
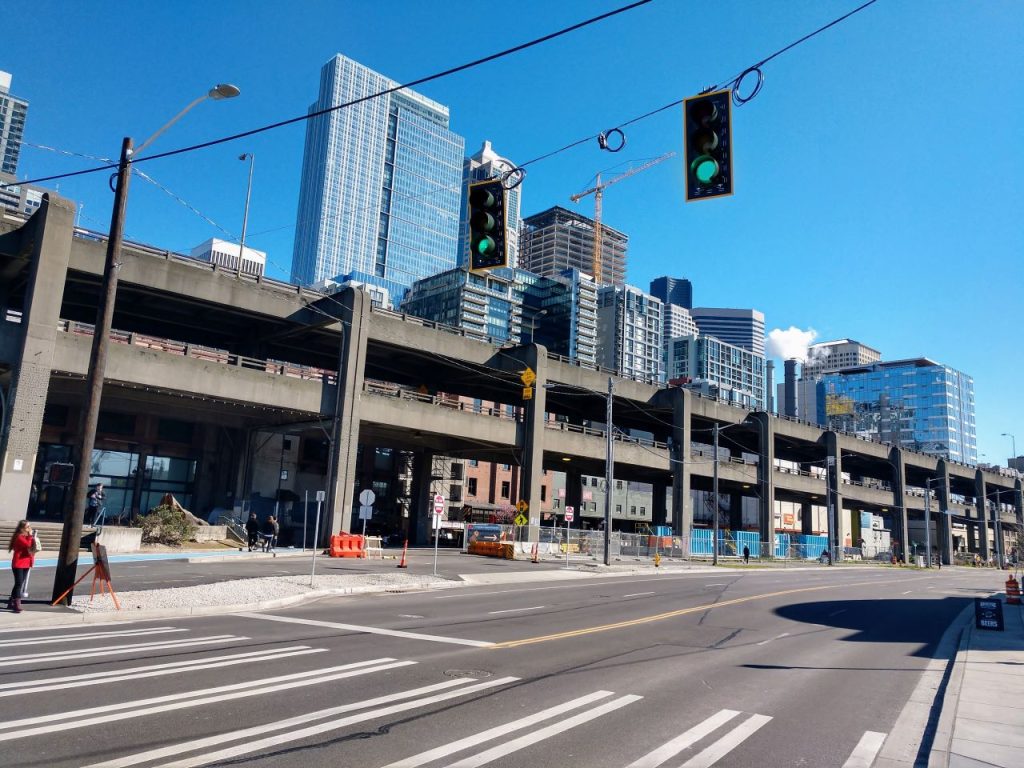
(520, 366, 536, 386)
(516, 500, 529, 513)
(514, 513, 529, 526)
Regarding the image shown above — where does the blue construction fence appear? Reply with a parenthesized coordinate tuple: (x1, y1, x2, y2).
(690, 530, 828, 559)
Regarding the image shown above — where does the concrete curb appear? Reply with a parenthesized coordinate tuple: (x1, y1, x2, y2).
(927, 619, 973, 767)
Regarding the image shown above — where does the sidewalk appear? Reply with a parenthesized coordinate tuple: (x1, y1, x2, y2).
(929, 596, 1024, 767)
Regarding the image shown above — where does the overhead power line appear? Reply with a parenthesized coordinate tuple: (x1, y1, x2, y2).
(3, 0, 655, 188)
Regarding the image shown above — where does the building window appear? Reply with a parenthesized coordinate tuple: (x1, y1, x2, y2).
(449, 485, 462, 502)
(630, 506, 637, 515)
(616, 505, 622, 514)
(450, 464, 463, 480)
(500, 481, 510, 498)
(541, 486, 547, 501)
(467, 478, 477, 496)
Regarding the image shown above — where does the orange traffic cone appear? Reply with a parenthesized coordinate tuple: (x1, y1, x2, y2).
(397, 539, 408, 569)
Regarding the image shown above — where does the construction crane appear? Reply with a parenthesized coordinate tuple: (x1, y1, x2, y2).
(570, 151, 675, 283)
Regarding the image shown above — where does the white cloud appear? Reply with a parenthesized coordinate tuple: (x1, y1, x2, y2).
(766, 326, 818, 362)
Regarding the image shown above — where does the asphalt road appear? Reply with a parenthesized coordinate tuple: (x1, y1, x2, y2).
(0, 566, 1005, 768)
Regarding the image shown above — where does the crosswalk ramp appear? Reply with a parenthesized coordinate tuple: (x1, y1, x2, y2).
(0, 623, 890, 768)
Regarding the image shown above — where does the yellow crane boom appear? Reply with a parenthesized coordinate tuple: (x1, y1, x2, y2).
(569, 151, 675, 283)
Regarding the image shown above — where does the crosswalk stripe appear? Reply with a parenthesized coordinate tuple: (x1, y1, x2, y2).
(680, 713, 773, 768)
(0, 658, 413, 742)
(0, 635, 244, 667)
(156, 676, 521, 768)
(625, 709, 743, 768)
(443, 694, 643, 768)
(382, 690, 617, 768)
(842, 731, 886, 768)
(0, 626, 184, 647)
(0, 646, 325, 697)
(84, 678, 480, 768)
(237, 612, 496, 647)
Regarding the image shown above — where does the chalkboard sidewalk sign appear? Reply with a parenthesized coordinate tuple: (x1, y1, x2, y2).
(51, 542, 121, 610)
(975, 597, 1004, 631)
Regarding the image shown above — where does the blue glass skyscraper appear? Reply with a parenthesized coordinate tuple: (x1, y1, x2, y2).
(292, 55, 465, 301)
(820, 358, 977, 463)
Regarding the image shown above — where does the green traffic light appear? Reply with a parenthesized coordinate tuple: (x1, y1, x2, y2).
(691, 155, 720, 184)
(475, 236, 496, 255)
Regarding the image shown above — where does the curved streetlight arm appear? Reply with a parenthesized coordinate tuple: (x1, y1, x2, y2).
(133, 84, 240, 156)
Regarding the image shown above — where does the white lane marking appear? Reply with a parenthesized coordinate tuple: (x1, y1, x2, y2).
(156, 677, 521, 768)
(0, 635, 244, 667)
(399, 614, 424, 619)
(444, 694, 644, 768)
(842, 730, 886, 768)
(756, 632, 791, 647)
(0, 627, 184, 648)
(237, 612, 494, 647)
(0, 659, 411, 740)
(0, 619, 150, 634)
(703, 583, 728, 587)
(902, 590, 913, 595)
(430, 573, 743, 600)
(487, 606, 545, 615)
(681, 713, 772, 768)
(626, 709, 742, 768)
(623, 592, 655, 598)
(84, 678, 478, 768)
(0, 646, 325, 697)
(383, 691, 616, 768)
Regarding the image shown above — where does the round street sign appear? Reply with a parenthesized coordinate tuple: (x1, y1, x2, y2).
(359, 489, 376, 506)
(433, 494, 445, 515)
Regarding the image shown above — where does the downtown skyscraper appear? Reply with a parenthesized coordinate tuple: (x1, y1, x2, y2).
(292, 55, 465, 301)
(0, 71, 29, 176)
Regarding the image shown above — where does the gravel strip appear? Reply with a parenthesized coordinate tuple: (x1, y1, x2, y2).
(70, 573, 454, 613)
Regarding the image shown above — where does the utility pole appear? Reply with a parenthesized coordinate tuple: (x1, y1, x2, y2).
(237, 153, 255, 276)
(712, 424, 719, 566)
(604, 377, 613, 566)
(52, 137, 133, 605)
(925, 481, 933, 567)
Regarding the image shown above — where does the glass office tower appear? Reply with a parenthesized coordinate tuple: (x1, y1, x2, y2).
(292, 55, 465, 301)
(821, 358, 977, 463)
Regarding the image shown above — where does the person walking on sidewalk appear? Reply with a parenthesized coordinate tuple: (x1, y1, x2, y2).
(7, 521, 36, 613)
(261, 515, 279, 554)
(87, 483, 106, 525)
(245, 513, 260, 551)
(743, 544, 750, 565)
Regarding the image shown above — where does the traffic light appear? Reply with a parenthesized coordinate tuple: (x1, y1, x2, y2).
(467, 178, 507, 271)
(684, 89, 733, 202)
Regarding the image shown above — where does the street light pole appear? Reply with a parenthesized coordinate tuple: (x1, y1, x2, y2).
(237, 153, 255, 276)
(1002, 432, 1017, 464)
(529, 309, 547, 344)
(52, 136, 133, 605)
(712, 423, 719, 566)
(51, 85, 240, 605)
(603, 377, 613, 566)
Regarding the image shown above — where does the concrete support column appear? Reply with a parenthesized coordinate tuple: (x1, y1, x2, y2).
(565, 467, 583, 523)
(410, 449, 434, 547)
(751, 412, 775, 547)
(651, 482, 667, 528)
(729, 492, 743, 531)
(801, 502, 814, 535)
(326, 287, 369, 538)
(974, 471, 990, 561)
(0, 196, 76, 522)
(826, 432, 844, 559)
(936, 460, 954, 566)
(889, 446, 909, 564)
(651, 387, 691, 544)
(1015, 479, 1023, 530)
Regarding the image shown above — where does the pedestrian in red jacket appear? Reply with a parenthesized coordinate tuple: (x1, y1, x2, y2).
(7, 520, 35, 613)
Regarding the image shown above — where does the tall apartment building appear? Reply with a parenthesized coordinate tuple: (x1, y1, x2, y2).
(190, 238, 266, 277)
(0, 171, 44, 215)
(649, 276, 693, 309)
(514, 268, 598, 365)
(596, 285, 663, 384)
(0, 72, 28, 176)
(667, 335, 766, 410)
(519, 206, 626, 287)
(458, 141, 522, 270)
(401, 267, 522, 345)
(821, 358, 977, 463)
(689, 307, 765, 357)
(291, 55, 465, 302)
(802, 339, 881, 377)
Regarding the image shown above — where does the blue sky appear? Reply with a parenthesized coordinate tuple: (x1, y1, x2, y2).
(3, 0, 1021, 465)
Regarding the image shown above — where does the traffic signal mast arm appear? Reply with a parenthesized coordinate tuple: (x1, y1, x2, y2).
(570, 151, 675, 282)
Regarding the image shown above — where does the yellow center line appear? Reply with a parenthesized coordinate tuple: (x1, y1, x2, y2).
(489, 576, 917, 649)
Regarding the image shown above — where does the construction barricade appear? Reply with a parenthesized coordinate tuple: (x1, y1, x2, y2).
(329, 533, 366, 558)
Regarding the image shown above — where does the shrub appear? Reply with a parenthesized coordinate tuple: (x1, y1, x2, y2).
(139, 504, 197, 546)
